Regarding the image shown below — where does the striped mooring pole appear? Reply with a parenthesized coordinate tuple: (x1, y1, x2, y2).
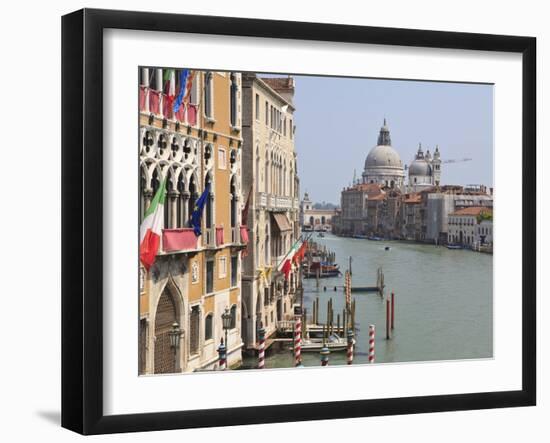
(346, 328, 354, 365)
(257, 325, 266, 369)
(368, 325, 375, 363)
(345, 270, 351, 309)
(320, 344, 330, 366)
(217, 338, 227, 370)
(294, 315, 302, 367)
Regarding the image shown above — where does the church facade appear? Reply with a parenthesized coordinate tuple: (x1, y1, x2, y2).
(334, 119, 462, 240)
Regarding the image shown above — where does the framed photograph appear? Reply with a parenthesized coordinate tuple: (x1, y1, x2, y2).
(62, 8, 536, 435)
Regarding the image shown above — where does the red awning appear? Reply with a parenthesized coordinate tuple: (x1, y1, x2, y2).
(240, 226, 249, 244)
(216, 226, 224, 246)
(271, 213, 292, 232)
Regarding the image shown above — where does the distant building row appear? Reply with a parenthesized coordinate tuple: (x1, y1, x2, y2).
(331, 121, 493, 250)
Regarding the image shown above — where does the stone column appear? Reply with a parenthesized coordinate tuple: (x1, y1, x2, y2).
(156, 68, 163, 91)
(141, 67, 150, 112)
(181, 191, 190, 227)
(143, 189, 153, 213)
(141, 67, 149, 86)
(168, 190, 179, 229)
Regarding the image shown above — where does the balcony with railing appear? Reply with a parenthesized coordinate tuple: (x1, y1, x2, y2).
(257, 192, 268, 208)
(160, 224, 248, 255)
(255, 193, 296, 211)
(204, 226, 216, 249)
(231, 225, 249, 245)
(162, 228, 198, 253)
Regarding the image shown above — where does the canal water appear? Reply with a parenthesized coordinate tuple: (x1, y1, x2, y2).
(244, 233, 493, 368)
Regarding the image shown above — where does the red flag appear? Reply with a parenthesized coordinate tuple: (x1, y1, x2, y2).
(281, 259, 292, 280)
(162, 94, 174, 119)
(216, 226, 224, 246)
(149, 90, 160, 114)
(139, 86, 147, 111)
(241, 185, 253, 226)
(293, 241, 307, 265)
(183, 71, 196, 103)
(175, 104, 185, 122)
(240, 226, 250, 258)
(187, 104, 197, 126)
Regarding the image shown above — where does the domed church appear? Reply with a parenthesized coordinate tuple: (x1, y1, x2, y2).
(408, 143, 442, 191)
(362, 119, 405, 189)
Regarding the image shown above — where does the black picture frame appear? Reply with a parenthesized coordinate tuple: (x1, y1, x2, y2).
(61, 8, 536, 435)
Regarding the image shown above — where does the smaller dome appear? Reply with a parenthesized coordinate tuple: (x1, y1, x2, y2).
(409, 159, 432, 177)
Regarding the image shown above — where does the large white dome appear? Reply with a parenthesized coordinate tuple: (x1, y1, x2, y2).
(362, 120, 405, 188)
(364, 144, 403, 170)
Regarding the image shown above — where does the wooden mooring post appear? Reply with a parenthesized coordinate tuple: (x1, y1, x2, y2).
(385, 297, 391, 339)
(315, 297, 320, 324)
(391, 291, 395, 330)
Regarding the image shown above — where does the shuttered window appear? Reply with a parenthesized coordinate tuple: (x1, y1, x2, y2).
(205, 314, 213, 341)
(190, 306, 200, 355)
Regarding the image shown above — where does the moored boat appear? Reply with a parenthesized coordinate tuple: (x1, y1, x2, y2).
(446, 243, 463, 250)
(303, 261, 341, 278)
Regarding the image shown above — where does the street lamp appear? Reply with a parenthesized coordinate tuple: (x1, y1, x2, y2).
(168, 322, 181, 351)
(221, 307, 232, 360)
(168, 322, 181, 372)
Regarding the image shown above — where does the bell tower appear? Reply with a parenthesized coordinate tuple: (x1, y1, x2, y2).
(432, 145, 442, 186)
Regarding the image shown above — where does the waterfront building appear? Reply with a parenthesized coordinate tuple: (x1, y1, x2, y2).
(476, 218, 493, 249)
(336, 183, 387, 236)
(407, 143, 442, 191)
(448, 206, 493, 248)
(240, 74, 300, 351)
(138, 68, 246, 374)
(362, 119, 405, 188)
(424, 186, 493, 244)
(300, 192, 338, 231)
(399, 192, 423, 240)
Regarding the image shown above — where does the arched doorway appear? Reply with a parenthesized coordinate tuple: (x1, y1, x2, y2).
(154, 288, 179, 374)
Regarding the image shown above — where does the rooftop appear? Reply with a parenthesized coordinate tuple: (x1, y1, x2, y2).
(261, 77, 295, 92)
(402, 193, 422, 204)
(450, 206, 493, 217)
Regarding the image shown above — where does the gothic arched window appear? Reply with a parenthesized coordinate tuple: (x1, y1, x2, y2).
(204, 71, 213, 119)
(230, 73, 238, 127)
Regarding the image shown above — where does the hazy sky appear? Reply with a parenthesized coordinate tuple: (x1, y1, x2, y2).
(290, 76, 494, 205)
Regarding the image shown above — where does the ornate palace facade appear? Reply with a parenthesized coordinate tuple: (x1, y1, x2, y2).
(240, 74, 300, 351)
(138, 68, 246, 374)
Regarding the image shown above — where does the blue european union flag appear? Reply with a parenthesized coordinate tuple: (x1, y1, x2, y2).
(189, 183, 211, 236)
(173, 69, 189, 114)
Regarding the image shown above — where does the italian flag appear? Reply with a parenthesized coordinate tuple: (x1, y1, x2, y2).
(140, 178, 167, 270)
(277, 239, 302, 280)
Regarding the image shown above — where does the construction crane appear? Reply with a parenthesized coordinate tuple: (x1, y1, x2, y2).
(443, 157, 472, 164)
(404, 158, 472, 170)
